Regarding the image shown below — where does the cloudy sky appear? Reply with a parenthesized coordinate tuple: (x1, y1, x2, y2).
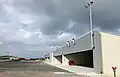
(0, 0, 120, 58)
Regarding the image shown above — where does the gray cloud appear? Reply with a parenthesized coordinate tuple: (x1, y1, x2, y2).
(1, 0, 120, 35)
(92, 0, 120, 31)
(0, 0, 120, 57)
(13, 0, 120, 34)
(13, 0, 57, 16)
(0, 4, 9, 23)
(40, 16, 70, 35)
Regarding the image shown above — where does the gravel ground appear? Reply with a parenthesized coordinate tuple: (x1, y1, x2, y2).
(0, 61, 80, 77)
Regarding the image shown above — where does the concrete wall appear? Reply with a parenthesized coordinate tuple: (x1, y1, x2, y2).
(53, 31, 92, 59)
(61, 31, 101, 70)
(53, 47, 62, 56)
(93, 31, 103, 74)
(52, 31, 120, 76)
(62, 55, 69, 65)
(100, 32, 120, 76)
(52, 56, 58, 64)
(54, 56, 62, 64)
(52, 31, 102, 72)
(62, 31, 91, 55)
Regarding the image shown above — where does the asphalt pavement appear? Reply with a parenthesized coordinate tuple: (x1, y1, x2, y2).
(0, 61, 80, 77)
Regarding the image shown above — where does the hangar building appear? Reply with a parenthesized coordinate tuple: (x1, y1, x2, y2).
(51, 31, 120, 76)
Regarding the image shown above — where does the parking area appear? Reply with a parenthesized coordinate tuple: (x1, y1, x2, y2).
(0, 61, 80, 77)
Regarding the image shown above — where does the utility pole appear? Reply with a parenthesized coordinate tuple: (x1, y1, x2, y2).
(85, 0, 95, 50)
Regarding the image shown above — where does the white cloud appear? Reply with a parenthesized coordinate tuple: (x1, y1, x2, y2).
(1, 29, 8, 32)
(68, 20, 76, 29)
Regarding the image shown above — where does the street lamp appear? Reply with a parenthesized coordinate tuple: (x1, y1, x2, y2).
(85, 0, 95, 49)
(52, 41, 56, 51)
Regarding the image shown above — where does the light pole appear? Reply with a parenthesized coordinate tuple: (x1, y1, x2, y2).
(52, 41, 56, 51)
(85, 0, 95, 50)
(52, 41, 56, 64)
(59, 32, 64, 64)
(59, 31, 64, 55)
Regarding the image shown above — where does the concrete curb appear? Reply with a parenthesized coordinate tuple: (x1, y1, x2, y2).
(44, 62, 76, 73)
(44, 62, 104, 77)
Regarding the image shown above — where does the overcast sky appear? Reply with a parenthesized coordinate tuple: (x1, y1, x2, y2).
(0, 0, 120, 58)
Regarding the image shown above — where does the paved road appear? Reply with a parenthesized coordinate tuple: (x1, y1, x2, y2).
(0, 61, 80, 77)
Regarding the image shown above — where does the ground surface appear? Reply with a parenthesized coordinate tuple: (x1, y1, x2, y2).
(0, 61, 80, 77)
